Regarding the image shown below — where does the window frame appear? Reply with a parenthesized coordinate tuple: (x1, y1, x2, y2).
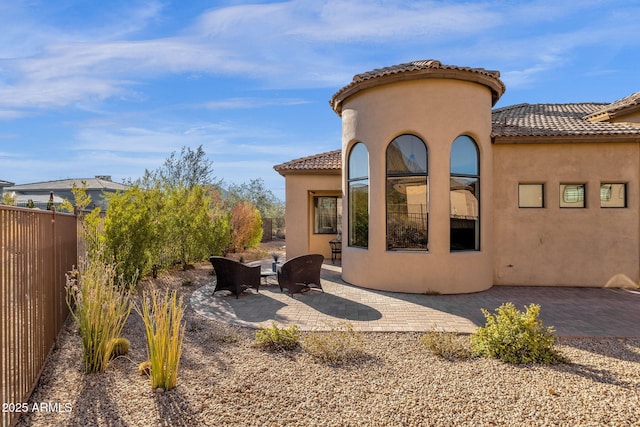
(600, 183, 627, 208)
(347, 142, 369, 248)
(518, 183, 545, 208)
(559, 183, 586, 208)
(313, 196, 341, 235)
(450, 135, 480, 252)
(385, 134, 429, 251)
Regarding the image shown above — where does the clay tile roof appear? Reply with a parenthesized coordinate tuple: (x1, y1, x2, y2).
(274, 149, 341, 175)
(330, 59, 506, 115)
(491, 103, 640, 140)
(583, 91, 640, 121)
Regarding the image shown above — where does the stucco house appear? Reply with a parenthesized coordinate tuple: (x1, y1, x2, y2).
(274, 59, 640, 294)
(2, 175, 128, 211)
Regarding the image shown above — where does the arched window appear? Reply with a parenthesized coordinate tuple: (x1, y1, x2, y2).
(348, 142, 369, 248)
(386, 134, 428, 250)
(450, 135, 480, 251)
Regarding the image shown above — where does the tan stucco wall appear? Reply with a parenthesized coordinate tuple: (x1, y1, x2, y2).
(493, 142, 640, 287)
(341, 79, 494, 294)
(283, 173, 342, 261)
(611, 109, 640, 124)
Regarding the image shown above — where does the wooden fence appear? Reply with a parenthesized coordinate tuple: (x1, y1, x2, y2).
(0, 206, 77, 427)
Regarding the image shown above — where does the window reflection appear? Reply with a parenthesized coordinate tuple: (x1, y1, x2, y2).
(560, 184, 585, 208)
(386, 135, 428, 250)
(349, 143, 369, 180)
(450, 135, 479, 175)
(450, 136, 479, 251)
(348, 143, 369, 247)
(313, 196, 342, 234)
(601, 183, 626, 208)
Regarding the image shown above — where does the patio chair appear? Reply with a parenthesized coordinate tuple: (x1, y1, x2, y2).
(209, 256, 261, 299)
(277, 254, 324, 296)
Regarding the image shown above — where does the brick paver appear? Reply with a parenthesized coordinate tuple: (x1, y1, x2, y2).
(190, 263, 640, 337)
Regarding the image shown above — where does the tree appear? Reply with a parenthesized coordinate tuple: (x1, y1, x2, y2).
(164, 185, 229, 269)
(227, 178, 285, 235)
(69, 182, 105, 262)
(103, 187, 156, 282)
(152, 145, 217, 189)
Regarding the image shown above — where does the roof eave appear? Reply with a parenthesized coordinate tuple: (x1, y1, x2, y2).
(331, 68, 505, 116)
(273, 168, 341, 177)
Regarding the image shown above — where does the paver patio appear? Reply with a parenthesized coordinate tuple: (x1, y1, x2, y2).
(191, 262, 640, 337)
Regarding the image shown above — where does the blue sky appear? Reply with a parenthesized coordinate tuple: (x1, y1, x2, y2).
(1, 0, 639, 200)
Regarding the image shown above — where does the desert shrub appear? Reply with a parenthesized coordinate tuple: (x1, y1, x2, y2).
(303, 322, 366, 365)
(208, 322, 241, 344)
(65, 261, 132, 373)
(135, 290, 186, 391)
(228, 201, 263, 252)
(254, 323, 300, 351)
(471, 302, 568, 364)
(420, 331, 473, 361)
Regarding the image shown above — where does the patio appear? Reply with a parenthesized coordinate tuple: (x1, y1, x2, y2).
(191, 261, 640, 337)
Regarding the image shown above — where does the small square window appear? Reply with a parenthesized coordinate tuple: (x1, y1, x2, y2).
(518, 184, 544, 208)
(560, 184, 585, 208)
(601, 183, 626, 208)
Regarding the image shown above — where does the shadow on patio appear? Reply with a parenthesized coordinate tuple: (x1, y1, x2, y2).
(191, 263, 640, 336)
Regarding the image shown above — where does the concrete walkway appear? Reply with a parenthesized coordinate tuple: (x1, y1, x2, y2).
(190, 263, 640, 337)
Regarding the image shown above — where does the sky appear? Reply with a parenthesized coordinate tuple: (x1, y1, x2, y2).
(1, 0, 639, 200)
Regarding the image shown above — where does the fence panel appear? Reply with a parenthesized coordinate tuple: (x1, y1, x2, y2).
(1, 206, 77, 427)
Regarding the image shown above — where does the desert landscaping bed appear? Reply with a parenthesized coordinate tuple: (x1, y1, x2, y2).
(16, 263, 640, 426)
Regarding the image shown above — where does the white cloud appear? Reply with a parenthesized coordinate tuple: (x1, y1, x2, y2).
(0, 0, 639, 113)
(202, 97, 309, 110)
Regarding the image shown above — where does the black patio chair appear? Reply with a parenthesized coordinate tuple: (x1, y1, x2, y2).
(277, 254, 324, 297)
(209, 256, 261, 299)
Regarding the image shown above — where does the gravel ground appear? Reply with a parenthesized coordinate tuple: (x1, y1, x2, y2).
(16, 263, 640, 427)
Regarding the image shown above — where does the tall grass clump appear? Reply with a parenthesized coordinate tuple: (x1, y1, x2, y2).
(303, 322, 366, 365)
(135, 290, 186, 391)
(471, 302, 568, 364)
(66, 260, 132, 373)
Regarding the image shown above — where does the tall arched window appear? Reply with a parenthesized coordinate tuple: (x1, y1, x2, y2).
(386, 134, 428, 250)
(450, 135, 480, 251)
(348, 142, 369, 248)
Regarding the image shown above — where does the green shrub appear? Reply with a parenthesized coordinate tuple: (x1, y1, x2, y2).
(135, 290, 186, 391)
(421, 331, 473, 361)
(470, 302, 568, 364)
(303, 322, 366, 365)
(65, 261, 132, 373)
(254, 323, 300, 351)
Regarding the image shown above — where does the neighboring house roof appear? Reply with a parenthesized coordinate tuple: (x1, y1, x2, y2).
(5, 176, 128, 192)
(0, 179, 15, 188)
(274, 150, 341, 176)
(492, 103, 640, 142)
(330, 59, 506, 115)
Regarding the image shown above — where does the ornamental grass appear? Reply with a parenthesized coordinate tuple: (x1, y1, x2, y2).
(65, 260, 132, 374)
(135, 289, 186, 391)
